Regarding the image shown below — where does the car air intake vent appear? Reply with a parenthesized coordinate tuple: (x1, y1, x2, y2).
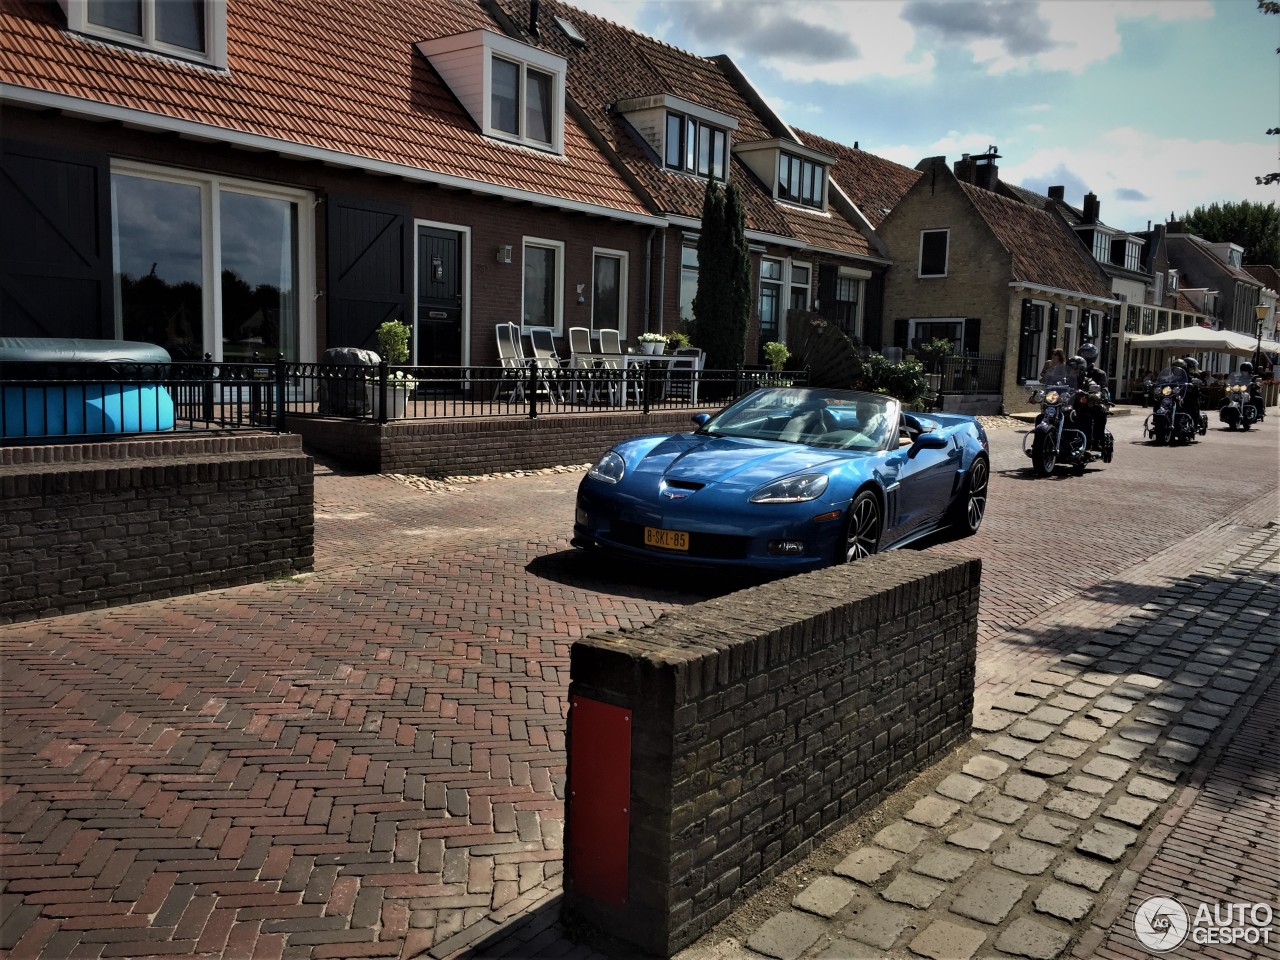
(662, 479, 704, 492)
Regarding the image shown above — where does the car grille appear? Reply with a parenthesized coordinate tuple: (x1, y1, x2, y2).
(610, 521, 749, 560)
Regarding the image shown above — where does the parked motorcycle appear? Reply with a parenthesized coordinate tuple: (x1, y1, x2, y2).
(1023, 368, 1114, 476)
(1219, 371, 1262, 431)
(1144, 365, 1200, 445)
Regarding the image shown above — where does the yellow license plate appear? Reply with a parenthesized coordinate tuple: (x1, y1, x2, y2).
(644, 527, 689, 551)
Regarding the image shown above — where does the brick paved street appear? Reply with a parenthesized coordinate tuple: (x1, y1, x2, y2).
(0, 408, 1276, 960)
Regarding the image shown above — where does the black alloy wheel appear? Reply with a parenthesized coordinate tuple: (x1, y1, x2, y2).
(841, 491, 881, 563)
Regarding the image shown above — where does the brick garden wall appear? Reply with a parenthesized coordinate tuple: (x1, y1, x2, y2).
(289, 409, 708, 476)
(563, 552, 981, 956)
(0, 434, 313, 624)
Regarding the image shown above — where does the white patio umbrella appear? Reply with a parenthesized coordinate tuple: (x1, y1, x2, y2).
(1127, 325, 1280, 357)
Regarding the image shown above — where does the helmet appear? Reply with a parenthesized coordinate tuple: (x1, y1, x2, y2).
(1171, 358, 1187, 369)
(1078, 342, 1099, 362)
(1184, 357, 1200, 372)
(1067, 355, 1086, 370)
(1241, 362, 1253, 374)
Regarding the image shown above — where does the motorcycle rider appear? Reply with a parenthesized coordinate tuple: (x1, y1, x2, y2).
(1065, 353, 1105, 450)
(1183, 356, 1208, 434)
(1075, 342, 1110, 449)
(1239, 361, 1266, 421)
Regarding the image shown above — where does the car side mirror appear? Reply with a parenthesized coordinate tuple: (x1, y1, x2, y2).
(692, 413, 711, 428)
(908, 432, 948, 457)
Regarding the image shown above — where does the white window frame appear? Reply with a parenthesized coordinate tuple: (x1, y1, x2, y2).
(109, 160, 315, 362)
(918, 229, 949, 278)
(777, 152, 826, 209)
(521, 237, 565, 333)
(907, 317, 965, 352)
(486, 39, 565, 154)
(788, 260, 811, 316)
(59, 0, 227, 68)
(590, 247, 629, 338)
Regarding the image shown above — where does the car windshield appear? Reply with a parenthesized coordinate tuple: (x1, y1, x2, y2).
(700, 387, 899, 451)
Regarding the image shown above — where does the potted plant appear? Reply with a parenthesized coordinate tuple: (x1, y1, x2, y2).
(762, 341, 792, 385)
(638, 332, 667, 355)
(367, 320, 415, 418)
(665, 330, 692, 352)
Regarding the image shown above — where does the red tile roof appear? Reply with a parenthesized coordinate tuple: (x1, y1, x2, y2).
(488, 0, 873, 255)
(1245, 264, 1280, 292)
(0, 0, 651, 219)
(959, 183, 1114, 299)
(795, 130, 921, 230)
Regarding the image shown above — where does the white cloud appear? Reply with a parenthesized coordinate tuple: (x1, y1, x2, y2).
(1000, 128, 1274, 227)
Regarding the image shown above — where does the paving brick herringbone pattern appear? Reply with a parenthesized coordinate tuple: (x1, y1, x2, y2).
(1, 411, 1277, 960)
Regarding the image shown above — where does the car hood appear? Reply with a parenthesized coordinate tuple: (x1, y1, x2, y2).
(623, 434, 864, 490)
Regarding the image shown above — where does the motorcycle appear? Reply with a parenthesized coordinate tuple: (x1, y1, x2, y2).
(1144, 365, 1201, 445)
(1219, 372, 1262, 431)
(1023, 367, 1114, 476)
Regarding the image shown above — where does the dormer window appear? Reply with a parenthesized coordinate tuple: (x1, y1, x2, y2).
(58, 0, 227, 67)
(492, 57, 553, 146)
(778, 152, 824, 208)
(417, 30, 566, 155)
(665, 112, 727, 181)
(733, 138, 832, 211)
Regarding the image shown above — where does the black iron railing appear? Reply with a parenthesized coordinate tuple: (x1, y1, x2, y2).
(936, 354, 1004, 395)
(1, 358, 807, 441)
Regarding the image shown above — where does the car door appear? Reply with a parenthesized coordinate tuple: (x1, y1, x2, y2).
(882, 417, 957, 544)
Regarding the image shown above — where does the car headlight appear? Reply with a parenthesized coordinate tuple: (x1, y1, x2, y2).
(587, 451, 626, 484)
(1044, 390, 1060, 405)
(750, 474, 830, 504)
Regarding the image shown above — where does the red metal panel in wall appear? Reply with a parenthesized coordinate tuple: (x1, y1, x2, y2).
(566, 695, 631, 906)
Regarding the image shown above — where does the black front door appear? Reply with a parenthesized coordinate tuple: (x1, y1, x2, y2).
(417, 227, 463, 366)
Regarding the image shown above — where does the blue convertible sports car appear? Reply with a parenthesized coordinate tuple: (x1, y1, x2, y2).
(572, 386, 990, 572)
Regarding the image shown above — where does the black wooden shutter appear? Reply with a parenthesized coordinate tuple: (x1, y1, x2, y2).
(0, 140, 112, 338)
(325, 195, 413, 352)
(863, 271, 884, 350)
(963, 318, 981, 354)
(1048, 305, 1059, 352)
(816, 264, 836, 320)
(894, 318, 909, 349)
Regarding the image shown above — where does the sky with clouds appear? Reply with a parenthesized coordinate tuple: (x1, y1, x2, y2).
(565, 0, 1278, 234)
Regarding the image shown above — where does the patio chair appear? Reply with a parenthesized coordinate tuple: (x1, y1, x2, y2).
(593, 328, 640, 406)
(527, 327, 564, 401)
(597, 328, 622, 355)
(567, 326, 600, 402)
(494, 322, 528, 401)
(662, 347, 703, 403)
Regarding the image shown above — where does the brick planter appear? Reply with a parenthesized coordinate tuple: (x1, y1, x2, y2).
(563, 551, 981, 956)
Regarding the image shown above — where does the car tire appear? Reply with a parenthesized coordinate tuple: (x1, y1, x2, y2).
(841, 490, 881, 563)
(948, 456, 988, 537)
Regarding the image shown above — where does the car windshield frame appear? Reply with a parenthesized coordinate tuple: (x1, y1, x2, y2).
(699, 387, 900, 452)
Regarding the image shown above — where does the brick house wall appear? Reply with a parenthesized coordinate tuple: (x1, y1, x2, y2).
(2, 111, 653, 365)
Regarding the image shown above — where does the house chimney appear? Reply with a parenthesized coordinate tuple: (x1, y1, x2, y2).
(1048, 185, 1065, 202)
(529, 0, 540, 37)
(1083, 192, 1100, 224)
(954, 147, 1000, 191)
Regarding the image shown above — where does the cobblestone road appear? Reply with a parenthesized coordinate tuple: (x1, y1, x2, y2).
(0, 408, 1276, 960)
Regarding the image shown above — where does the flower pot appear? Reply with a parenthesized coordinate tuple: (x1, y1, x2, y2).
(642, 341, 665, 356)
(366, 383, 409, 419)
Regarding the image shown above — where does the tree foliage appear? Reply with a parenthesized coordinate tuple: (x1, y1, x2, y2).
(1181, 201, 1280, 266)
(692, 180, 750, 370)
(1260, 1, 1279, 186)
